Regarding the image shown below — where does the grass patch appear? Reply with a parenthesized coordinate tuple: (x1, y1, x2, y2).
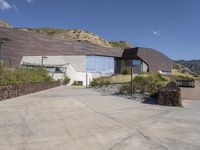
(90, 74, 131, 87)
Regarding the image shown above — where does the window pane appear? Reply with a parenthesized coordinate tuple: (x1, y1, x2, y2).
(86, 56, 114, 75)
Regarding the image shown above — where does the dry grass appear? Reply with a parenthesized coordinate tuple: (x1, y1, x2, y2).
(108, 74, 132, 84)
(171, 69, 200, 80)
(172, 69, 194, 78)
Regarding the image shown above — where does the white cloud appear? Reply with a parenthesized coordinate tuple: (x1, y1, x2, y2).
(12, 3, 18, 12)
(0, 0, 33, 12)
(152, 29, 161, 36)
(0, 0, 12, 11)
(26, 0, 33, 3)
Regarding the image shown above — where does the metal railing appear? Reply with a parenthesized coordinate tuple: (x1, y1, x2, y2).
(176, 80, 195, 88)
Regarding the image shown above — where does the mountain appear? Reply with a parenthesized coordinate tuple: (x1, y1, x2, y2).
(175, 60, 200, 74)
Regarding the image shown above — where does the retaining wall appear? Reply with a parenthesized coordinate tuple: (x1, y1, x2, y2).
(0, 82, 60, 101)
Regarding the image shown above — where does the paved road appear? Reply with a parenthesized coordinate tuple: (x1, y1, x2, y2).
(0, 87, 200, 150)
(181, 81, 200, 100)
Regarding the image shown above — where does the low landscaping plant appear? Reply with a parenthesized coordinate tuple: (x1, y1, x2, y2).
(122, 66, 131, 75)
(0, 65, 53, 85)
(62, 74, 70, 85)
(90, 77, 111, 87)
(72, 81, 83, 86)
(119, 72, 168, 94)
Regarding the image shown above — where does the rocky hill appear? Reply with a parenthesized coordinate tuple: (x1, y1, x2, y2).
(175, 60, 200, 74)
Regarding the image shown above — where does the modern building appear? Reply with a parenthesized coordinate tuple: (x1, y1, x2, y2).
(0, 27, 173, 86)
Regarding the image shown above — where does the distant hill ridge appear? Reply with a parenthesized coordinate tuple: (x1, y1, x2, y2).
(0, 20, 133, 48)
(175, 60, 200, 74)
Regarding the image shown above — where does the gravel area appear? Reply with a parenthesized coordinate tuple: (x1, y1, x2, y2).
(91, 84, 157, 104)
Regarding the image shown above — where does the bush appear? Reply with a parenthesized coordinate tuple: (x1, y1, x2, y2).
(72, 81, 83, 86)
(119, 73, 167, 94)
(0, 66, 53, 85)
(62, 75, 70, 85)
(122, 67, 131, 75)
(90, 77, 111, 87)
(118, 84, 132, 94)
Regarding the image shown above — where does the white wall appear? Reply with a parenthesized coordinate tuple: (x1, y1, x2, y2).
(20, 56, 85, 72)
(142, 62, 148, 72)
(20, 56, 94, 86)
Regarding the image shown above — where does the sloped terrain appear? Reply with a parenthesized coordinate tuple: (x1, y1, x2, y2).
(17, 27, 134, 48)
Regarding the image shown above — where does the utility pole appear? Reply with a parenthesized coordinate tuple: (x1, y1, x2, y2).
(86, 73, 88, 88)
(131, 66, 133, 97)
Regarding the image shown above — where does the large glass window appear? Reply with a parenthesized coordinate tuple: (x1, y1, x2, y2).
(86, 56, 115, 75)
(132, 60, 142, 65)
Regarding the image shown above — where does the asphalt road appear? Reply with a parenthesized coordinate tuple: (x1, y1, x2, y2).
(181, 81, 200, 100)
(0, 86, 200, 150)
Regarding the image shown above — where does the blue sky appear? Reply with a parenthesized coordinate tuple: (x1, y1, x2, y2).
(0, 0, 199, 60)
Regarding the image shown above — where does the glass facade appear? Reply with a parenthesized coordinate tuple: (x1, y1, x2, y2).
(132, 60, 142, 65)
(47, 67, 65, 73)
(86, 56, 115, 75)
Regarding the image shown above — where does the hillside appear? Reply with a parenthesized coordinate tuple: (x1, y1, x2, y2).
(17, 28, 113, 47)
(175, 60, 200, 74)
(1, 20, 133, 48)
(0, 20, 12, 28)
(1, 19, 134, 48)
(17, 28, 134, 48)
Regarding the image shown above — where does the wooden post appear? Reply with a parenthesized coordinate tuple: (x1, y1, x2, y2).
(0, 43, 2, 65)
(131, 66, 133, 97)
(86, 73, 88, 88)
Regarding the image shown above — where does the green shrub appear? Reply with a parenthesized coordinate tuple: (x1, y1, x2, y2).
(72, 81, 83, 86)
(90, 79, 99, 87)
(63, 75, 70, 85)
(122, 66, 131, 75)
(119, 73, 167, 94)
(0, 66, 53, 85)
(90, 77, 111, 87)
(118, 84, 132, 94)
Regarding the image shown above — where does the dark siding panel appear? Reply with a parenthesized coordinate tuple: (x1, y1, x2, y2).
(122, 47, 173, 72)
(0, 27, 123, 67)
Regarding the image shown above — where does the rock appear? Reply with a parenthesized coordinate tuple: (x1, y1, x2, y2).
(158, 81, 182, 106)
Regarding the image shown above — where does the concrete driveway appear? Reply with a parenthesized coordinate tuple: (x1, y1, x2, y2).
(0, 86, 200, 150)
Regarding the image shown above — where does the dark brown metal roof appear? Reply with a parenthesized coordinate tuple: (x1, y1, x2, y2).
(122, 47, 173, 72)
(0, 27, 123, 66)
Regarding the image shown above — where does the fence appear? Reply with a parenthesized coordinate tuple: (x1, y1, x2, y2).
(176, 80, 195, 88)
